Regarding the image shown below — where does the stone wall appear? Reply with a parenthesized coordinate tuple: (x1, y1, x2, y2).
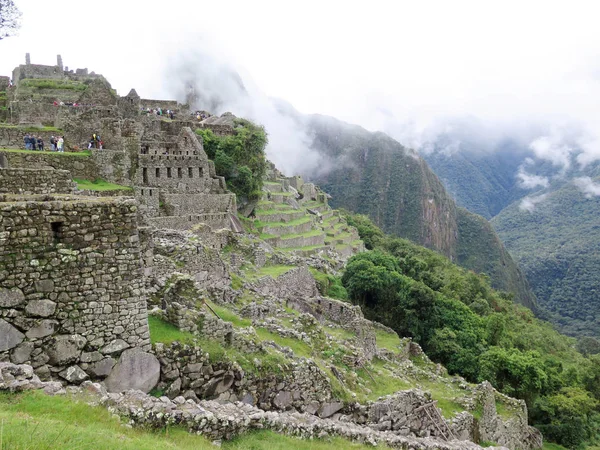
(249, 266, 319, 300)
(0, 127, 69, 148)
(0, 168, 75, 194)
(90, 149, 131, 186)
(0, 150, 98, 180)
(0, 195, 150, 383)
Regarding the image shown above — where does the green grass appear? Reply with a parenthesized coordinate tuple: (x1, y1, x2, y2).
(542, 443, 569, 450)
(418, 380, 467, 419)
(279, 230, 324, 240)
(74, 178, 133, 191)
(0, 148, 91, 157)
(0, 392, 388, 450)
(242, 264, 294, 281)
(254, 216, 312, 229)
(0, 124, 63, 132)
(324, 326, 356, 341)
(356, 358, 412, 401)
(148, 315, 196, 345)
(374, 329, 402, 352)
(20, 78, 88, 91)
(281, 244, 328, 252)
(254, 209, 299, 216)
(255, 327, 312, 358)
(208, 303, 252, 328)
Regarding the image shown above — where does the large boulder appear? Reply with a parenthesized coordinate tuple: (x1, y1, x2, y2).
(0, 319, 25, 351)
(46, 335, 87, 365)
(104, 348, 160, 393)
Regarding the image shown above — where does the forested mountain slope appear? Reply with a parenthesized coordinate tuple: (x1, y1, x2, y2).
(303, 114, 537, 309)
(492, 177, 600, 337)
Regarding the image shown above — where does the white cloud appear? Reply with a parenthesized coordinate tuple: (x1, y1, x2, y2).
(517, 167, 549, 189)
(519, 194, 549, 213)
(573, 177, 600, 198)
(4, 0, 600, 172)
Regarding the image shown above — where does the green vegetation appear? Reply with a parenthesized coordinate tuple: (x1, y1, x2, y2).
(306, 115, 536, 308)
(492, 179, 600, 338)
(20, 78, 88, 91)
(148, 315, 196, 345)
(309, 267, 348, 300)
(340, 212, 600, 448)
(0, 124, 63, 132)
(0, 147, 90, 156)
(0, 391, 387, 450)
(196, 119, 268, 204)
(74, 178, 133, 191)
(374, 328, 401, 351)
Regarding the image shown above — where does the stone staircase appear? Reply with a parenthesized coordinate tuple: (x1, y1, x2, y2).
(254, 175, 364, 258)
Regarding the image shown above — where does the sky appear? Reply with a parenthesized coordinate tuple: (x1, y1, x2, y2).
(2, 0, 600, 177)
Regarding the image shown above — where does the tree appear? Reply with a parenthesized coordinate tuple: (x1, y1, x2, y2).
(0, 0, 21, 40)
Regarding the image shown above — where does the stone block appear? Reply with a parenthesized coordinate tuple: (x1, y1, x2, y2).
(100, 339, 129, 355)
(25, 320, 59, 339)
(273, 390, 293, 409)
(87, 357, 116, 377)
(59, 365, 89, 384)
(104, 348, 160, 393)
(25, 300, 57, 317)
(47, 334, 87, 365)
(34, 280, 55, 293)
(10, 341, 34, 364)
(0, 319, 25, 352)
(0, 287, 25, 307)
(318, 401, 344, 418)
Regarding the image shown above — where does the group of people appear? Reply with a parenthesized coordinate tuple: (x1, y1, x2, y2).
(144, 107, 175, 120)
(23, 134, 65, 152)
(88, 133, 103, 150)
(195, 111, 209, 121)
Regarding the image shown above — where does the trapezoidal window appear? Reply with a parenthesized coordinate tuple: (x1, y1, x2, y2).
(155, 168, 160, 178)
(51, 221, 64, 243)
(178, 167, 182, 179)
(167, 167, 172, 178)
(198, 167, 203, 177)
(142, 167, 148, 184)
(188, 167, 193, 178)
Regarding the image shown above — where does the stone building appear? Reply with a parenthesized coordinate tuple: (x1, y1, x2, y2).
(0, 167, 151, 384)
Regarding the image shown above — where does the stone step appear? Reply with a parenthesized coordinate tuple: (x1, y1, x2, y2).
(323, 216, 340, 227)
(283, 244, 332, 257)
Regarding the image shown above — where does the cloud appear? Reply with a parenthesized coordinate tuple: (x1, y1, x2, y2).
(162, 46, 323, 177)
(519, 194, 549, 213)
(517, 166, 549, 189)
(573, 177, 600, 198)
(528, 134, 573, 170)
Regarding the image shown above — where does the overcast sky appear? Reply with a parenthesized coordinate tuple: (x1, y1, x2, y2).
(3, 0, 600, 171)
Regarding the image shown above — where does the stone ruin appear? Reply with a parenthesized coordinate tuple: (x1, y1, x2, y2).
(0, 56, 543, 450)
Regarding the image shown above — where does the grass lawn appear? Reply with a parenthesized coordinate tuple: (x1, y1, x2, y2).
(0, 148, 91, 157)
(374, 329, 402, 352)
(0, 391, 389, 450)
(74, 178, 133, 191)
(147, 315, 196, 345)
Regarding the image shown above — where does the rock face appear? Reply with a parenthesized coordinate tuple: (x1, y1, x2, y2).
(104, 348, 160, 393)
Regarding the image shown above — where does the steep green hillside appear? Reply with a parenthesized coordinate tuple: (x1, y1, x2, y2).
(341, 212, 600, 449)
(305, 115, 536, 309)
(492, 179, 600, 337)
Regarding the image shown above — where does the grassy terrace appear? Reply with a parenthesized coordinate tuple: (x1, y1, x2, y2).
(0, 124, 63, 132)
(254, 216, 312, 229)
(0, 147, 91, 157)
(74, 178, 133, 191)
(0, 391, 387, 450)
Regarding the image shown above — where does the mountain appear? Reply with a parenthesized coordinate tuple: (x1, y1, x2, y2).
(492, 176, 600, 336)
(301, 114, 537, 309)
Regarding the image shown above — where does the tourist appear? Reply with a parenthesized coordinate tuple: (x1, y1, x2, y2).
(57, 136, 64, 153)
(169, 110, 174, 120)
(50, 136, 56, 151)
(24, 134, 30, 150)
(37, 137, 44, 151)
